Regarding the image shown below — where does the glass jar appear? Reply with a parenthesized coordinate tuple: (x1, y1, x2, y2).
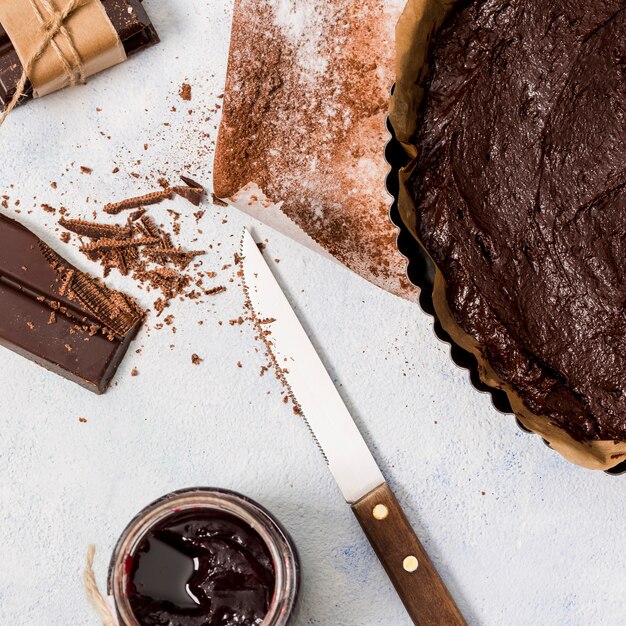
(108, 487, 300, 625)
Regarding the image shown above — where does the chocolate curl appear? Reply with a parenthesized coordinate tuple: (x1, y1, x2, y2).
(59, 217, 131, 239)
(103, 177, 205, 213)
(0, 0, 86, 126)
(143, 247, 206, 267)
(80, 237, 160, 252)
(103, 189, 173, 214)
(68, 270, 142, 337)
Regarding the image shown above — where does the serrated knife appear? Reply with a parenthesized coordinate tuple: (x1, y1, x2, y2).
(240, 228, 466, 626)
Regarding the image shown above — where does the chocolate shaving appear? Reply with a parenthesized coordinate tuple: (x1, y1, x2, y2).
(161, 231, 174, 249)
(135, 268, 191, 297)
(57, 177, 215, 322)
(143, 248, 205, 267)
(59, 269, 75, 296)
(142, 247, 203, 257)
(128, 208, 147, 222)
(63, 271, 135, 336)
(103, 189, 173, 214)
(103, 176, 205, 214)
(172, 183, 203, 206)
(139, 215, 161, 238)
(80, 237, 160, 253)
(59, 217, 131, 239)
(132, 220, 152, 239)
(112, 249, 128, 276)
(42, 263, 143, 338)
(38, 241, 65, 271)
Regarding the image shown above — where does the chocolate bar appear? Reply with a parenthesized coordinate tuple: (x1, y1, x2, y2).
(0, 0, 159, 109)
(0, 213, 143, 393)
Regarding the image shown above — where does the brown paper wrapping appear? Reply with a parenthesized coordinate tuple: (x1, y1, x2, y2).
(390, 0, 626, 470)
(0, 0, 126, 98)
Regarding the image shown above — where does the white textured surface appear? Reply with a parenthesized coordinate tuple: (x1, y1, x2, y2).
(0, 2, 624, 625)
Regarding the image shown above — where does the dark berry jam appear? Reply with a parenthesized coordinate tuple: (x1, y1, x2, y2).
(126, 508, 276, 626)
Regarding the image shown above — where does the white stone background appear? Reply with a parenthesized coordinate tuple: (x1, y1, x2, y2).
(0, 1, 624, 625)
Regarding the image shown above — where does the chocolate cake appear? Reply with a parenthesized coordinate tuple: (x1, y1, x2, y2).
(396, 0, 626, 468)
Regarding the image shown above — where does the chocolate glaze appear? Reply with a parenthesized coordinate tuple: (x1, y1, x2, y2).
(409, 1, 626, 442)
(127, 509, 276, 626)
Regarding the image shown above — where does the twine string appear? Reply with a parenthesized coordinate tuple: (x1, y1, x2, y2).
(36, 0, 87, 85)
(0, 0, 87, 126)
(83, 544, 118, 626)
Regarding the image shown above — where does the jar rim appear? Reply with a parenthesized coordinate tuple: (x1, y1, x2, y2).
(108, 487, 300, 626)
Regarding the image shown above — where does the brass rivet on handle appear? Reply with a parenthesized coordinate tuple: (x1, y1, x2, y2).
(403, 555, 419, 573)
(372, 504, 389, 520)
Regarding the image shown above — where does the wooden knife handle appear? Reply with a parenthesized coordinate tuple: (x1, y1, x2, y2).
(351, 483, 466, 626)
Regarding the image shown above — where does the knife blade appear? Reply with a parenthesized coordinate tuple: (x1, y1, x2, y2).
(239, 228, 466, 626)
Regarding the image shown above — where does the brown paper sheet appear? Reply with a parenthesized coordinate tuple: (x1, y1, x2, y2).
(390, 0, 626, 470)
(0, 0, 126, 98)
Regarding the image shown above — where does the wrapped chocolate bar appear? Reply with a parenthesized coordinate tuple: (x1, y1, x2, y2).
(0, 0, 158, 119)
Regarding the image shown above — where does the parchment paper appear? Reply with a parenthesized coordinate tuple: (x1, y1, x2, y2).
(390, 0, 626, 470)
(214, 0, 413, 300)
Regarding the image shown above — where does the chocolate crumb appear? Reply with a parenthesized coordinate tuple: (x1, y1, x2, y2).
(179, 82, 192, 101)
(131, 368, 139, 377)
(78, 417, 87, 423)
(191, 353, 203, 365)
(80, 166, 92, 174)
